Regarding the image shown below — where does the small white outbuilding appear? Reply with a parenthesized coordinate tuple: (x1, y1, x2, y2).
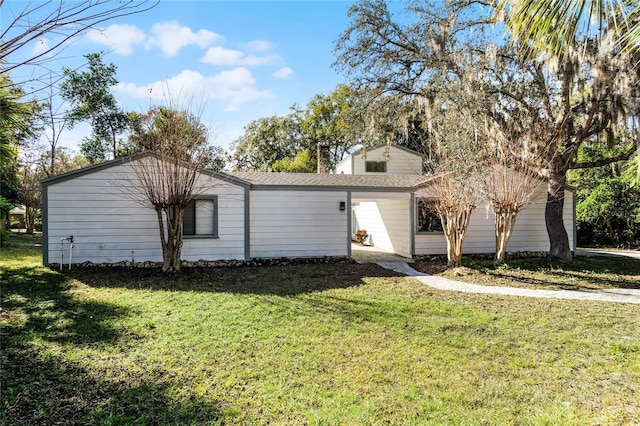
(41, 148, 575, 266)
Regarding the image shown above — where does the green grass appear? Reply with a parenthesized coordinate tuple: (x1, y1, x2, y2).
(413, 255, 640, 291)
(2, 234, 640, 425)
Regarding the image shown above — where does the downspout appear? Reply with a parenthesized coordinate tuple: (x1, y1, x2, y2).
(347, 191, 352, 257)
(244, 186, 251, 261)
(410, 192, 416, 256)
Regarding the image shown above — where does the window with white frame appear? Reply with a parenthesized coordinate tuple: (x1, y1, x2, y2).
(183, 196, 218, 237)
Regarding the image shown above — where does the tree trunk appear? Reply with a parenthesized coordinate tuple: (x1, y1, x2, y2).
(25, 205, 37, 234)
(441, 205, 475, 268)
(156, 207, 184, 273)
(495, 209, 518, 263)
(545, 170, 572, 262)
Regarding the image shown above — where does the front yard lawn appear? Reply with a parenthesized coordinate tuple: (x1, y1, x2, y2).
(1, 234, 639, 425)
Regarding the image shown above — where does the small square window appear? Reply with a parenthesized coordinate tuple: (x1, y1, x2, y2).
(365, 161, 387, 173)
(417, 198, 443, 233)
(184, 197, 218, 237)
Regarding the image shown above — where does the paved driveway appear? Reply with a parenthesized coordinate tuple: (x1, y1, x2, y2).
(577, 248, 640, 260)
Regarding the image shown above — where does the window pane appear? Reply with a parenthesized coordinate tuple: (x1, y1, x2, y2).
(417, 199, 443, 232)
(195, 199, 215, 235)
(184, 201, 196, 235)
(365, 161, 386, 172)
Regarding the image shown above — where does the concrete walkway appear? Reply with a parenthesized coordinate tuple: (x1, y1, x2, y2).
(375, 262, 640, 304)
(354, 244, 640, 304)
(577, 248, 640, 260)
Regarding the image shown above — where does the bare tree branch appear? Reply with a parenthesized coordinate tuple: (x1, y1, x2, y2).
(0, 0, 158, 79)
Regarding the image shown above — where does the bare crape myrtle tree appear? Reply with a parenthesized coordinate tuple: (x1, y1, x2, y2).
(126, 100, 213, 273)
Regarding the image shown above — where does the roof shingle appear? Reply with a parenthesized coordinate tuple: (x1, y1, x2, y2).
(225, 172, 434, 190)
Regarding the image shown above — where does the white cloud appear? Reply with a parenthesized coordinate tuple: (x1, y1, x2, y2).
(32, 38, 51, 55)
(242, 40, 275, 52)
(200, 46, 277, 66)
(273, 67, 294, 79)
(86, 24, 146, 55)
(116, 67, 272, 110)
(146, 21, 223, 57)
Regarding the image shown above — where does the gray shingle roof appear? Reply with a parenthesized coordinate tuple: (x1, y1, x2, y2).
(225, 172, 434, 190)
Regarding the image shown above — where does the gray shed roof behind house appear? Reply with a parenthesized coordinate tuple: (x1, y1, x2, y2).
(226, 172, 434, 191)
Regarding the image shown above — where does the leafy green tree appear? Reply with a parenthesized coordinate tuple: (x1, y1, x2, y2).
(301, 84, 368, 166)
(79, 135, 111, 164)
(231, 113, 307, 171)
(272, 149, 317, 173)
(495, 0, 640, 62)
(0, 73, 38, 201)
(205, 145, 231, 172)
(576, 177, 640, 247)
(61, 53, 130, 160)
(569, 143, 640, 247)
(231, 85, 371, 172)
(0, 196, 12, 245)
(335, 0, 640, 261)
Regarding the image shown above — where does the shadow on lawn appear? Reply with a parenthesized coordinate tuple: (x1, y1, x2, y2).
(1, 265, 222, 425)
(1, 346, 223, 425)
(67, 263, 405, 296)
(1, 266, 125, 345)
(466, 255, 640, 291)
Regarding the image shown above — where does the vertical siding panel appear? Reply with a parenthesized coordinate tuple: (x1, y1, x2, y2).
(352, 146, 423, 175)
(353, 201, 392, 251)
(249, 190, 348, 258)
(45, 162, 246, 264)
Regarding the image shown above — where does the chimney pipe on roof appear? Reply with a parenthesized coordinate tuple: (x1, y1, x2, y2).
(317, 145, 331, 174)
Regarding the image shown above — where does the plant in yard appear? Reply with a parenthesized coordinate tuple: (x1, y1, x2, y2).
(479, 138, 545, 262)
(417, 104, 483, 268)
(0, 196, 12, 245)
(422, 172, 480, 268)
(126, 101, 213, 273)
(355, 229, 368, 244)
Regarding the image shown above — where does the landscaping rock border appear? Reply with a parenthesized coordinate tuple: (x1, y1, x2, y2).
(49, 255, 356, 271)
(413, 251, 549, 263)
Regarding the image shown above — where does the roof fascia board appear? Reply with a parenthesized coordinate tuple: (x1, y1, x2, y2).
(248, 184, 423, 192)
(349, 144, 423, 158)
(40, 152, 149, 187)
(41, 152, 249, 189)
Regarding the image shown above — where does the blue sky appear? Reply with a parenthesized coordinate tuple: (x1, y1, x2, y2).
(6, 1, 357, 153)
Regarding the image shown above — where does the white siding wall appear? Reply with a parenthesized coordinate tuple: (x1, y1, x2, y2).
(353, 202, 392, 251)
(182, 174, 245, 261)
(353, 199, 411, 257)
(45, 162, 246, 264)
(249, 190, 348, 258)
(334, 156, 352, 174)
(414, 188, 575, 255)
(353, 146, 423, 175)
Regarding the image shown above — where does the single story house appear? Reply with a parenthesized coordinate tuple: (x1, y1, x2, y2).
(41, 147, 575, 266)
